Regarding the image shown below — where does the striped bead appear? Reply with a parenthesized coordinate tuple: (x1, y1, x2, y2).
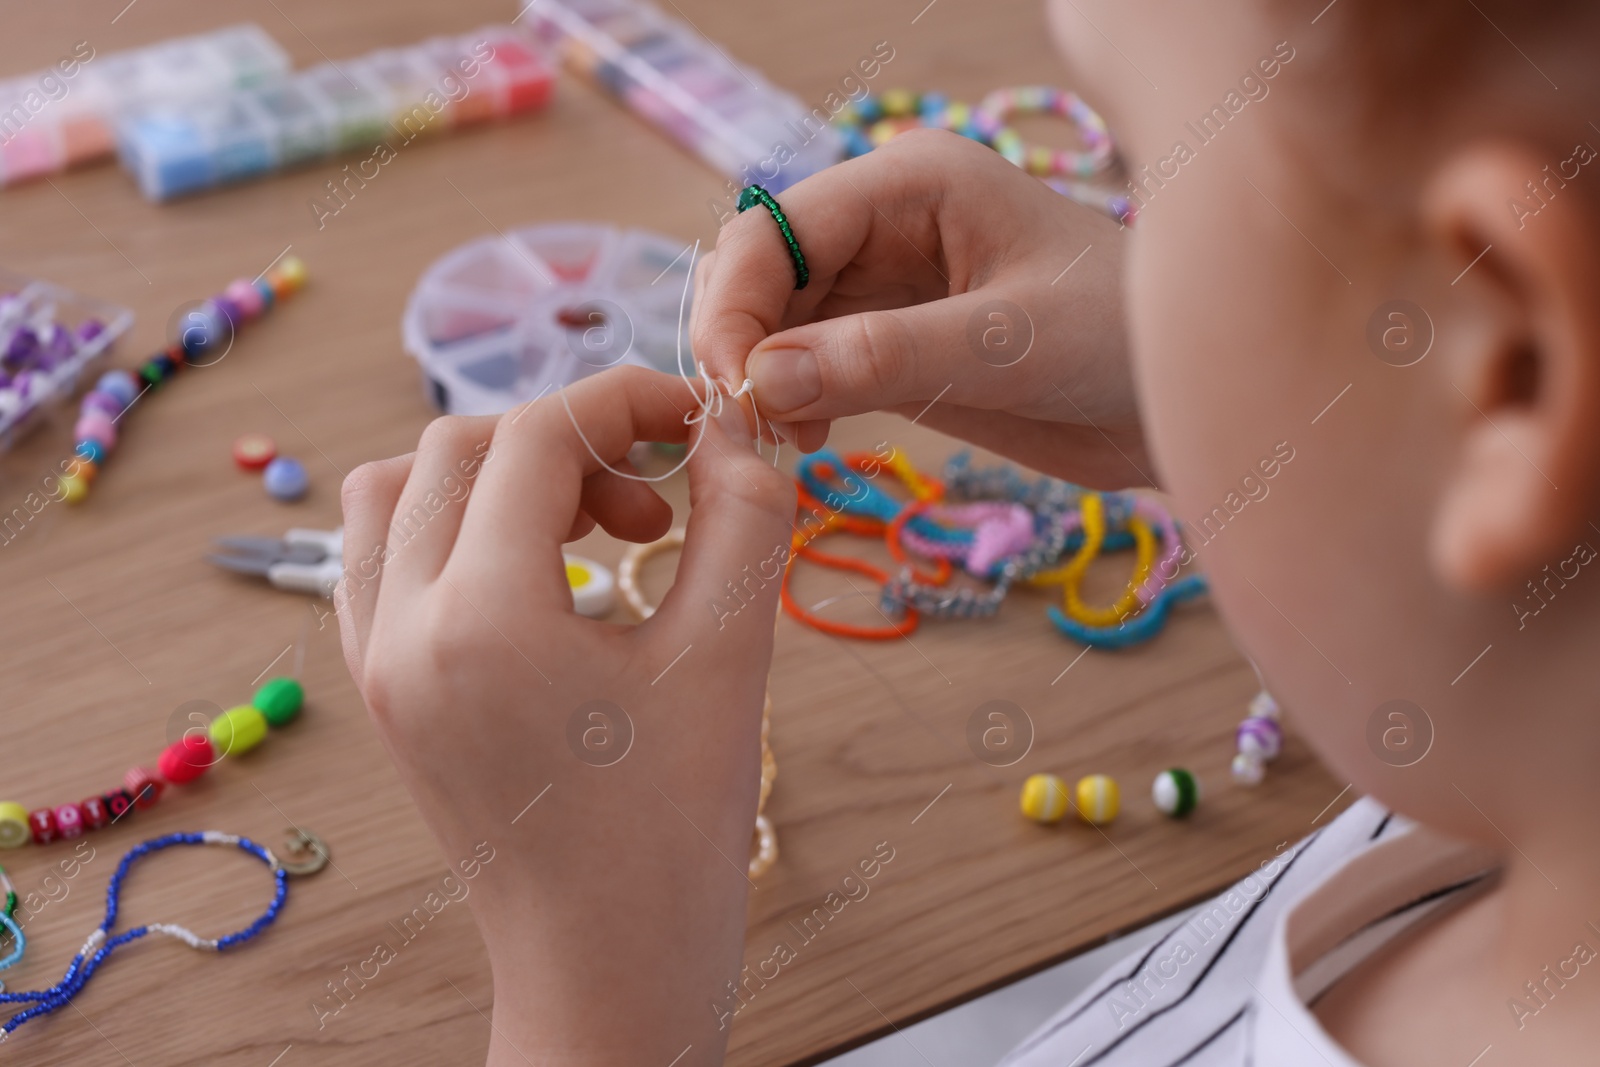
(1074, 774, 1120, 825)
(1152, 768, 1200, 818)
(1019, 773, 1070, 824)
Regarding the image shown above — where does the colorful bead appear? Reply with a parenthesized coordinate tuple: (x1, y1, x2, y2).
(52, 804, 84, 840)
(209, 705, 268, 757)
(976, 86, 1116, 179)
(74, 439, 105, 465)
(1019, 773, 1070, 824)
(232, 433, 277, 471)
(276, 256, 308, 291)
(94, 370, 139, 408)
(0, 804, 29, 849)
(224, 279, 265, 319)
(73, 411, 116, 449)
(1249, 690, 1280, 721)
(1152, 769, 1199, 818)
(79, 796, 108, 830)
(263, 456, 309, 501)
(101, 788, 135, 823)
(253, 677, 304, 727)
(158, 734, 214, 784)
(27, 809, 57, 845)
(64, 457, 97, 483)
(1231, 752, 1265, 787)
(55, 474, 88, 505)
(1236, 716, 1283, 760)
(1074, 774, 1120, 825)
(79, 390, 123, 419)
(123, 767, 164, 809)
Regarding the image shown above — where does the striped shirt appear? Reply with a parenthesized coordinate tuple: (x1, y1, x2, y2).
(999, 798, 1498, 1066)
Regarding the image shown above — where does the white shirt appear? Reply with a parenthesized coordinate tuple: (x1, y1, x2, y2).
(998, 798, 1497, 1066)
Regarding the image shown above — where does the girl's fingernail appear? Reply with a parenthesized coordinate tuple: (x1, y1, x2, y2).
(748, 347, 820, 411)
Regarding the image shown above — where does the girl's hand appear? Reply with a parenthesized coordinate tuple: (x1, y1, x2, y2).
(335, 367, 795, 1067)
(693, 127, 1152, 488)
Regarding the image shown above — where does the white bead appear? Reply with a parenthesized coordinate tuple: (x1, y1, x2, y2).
(565, 555, 617, 618)
(1249, 690, 1280, 721)
(1231, 752, 1266, 786)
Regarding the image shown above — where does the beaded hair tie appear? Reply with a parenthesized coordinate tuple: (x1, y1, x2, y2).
(0, 828, 326, 1040)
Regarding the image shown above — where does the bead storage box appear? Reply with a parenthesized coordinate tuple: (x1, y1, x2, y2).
(0, 25, 289, 188)
(116, 26, 554, 201)
(524, 0, 842, 192)
(0, 269, 133, 452)
(402, 222, 694, 416)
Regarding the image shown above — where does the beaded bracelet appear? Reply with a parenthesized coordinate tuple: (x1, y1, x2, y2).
(0, 828, 326, 1039)
(0, 677, 304, 851)
(978, 86, 1116, 179)
(617, 531, 779, 877)
(736, 186, 808, 290)
(56, 257, 306, 505)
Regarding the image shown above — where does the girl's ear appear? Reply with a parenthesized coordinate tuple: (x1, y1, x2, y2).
(1423, 140, 1600, 592)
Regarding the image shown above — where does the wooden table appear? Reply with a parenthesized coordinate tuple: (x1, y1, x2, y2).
(0, 3, 1347, 1064)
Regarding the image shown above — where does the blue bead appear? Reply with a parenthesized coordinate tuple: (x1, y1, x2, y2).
(263, 456, 309, 502)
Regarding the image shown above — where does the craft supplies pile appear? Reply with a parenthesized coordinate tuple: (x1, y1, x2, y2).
(783, 447, 1208, 648)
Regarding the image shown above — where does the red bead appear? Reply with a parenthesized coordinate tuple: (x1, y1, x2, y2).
(54, 803, 84, 839)
(158, 734, 214, 784)
(80, 795, 109, 830)
(28, 807, 57, 845)
(102, 789, 134, 824)
(124, 767, 165, 809)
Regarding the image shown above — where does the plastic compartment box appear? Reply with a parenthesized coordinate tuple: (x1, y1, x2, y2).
(402, 222, 696, 416)
(0, 268, 133, 451)
(0, 24, 290, 187)
(524, 0, 841, 191)
(116, 25, 555, 201)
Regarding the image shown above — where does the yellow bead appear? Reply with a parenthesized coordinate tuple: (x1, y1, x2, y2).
(1019, 773, 1070, 824)
(274, 255, 308, 293)
(0, 802, 28, 848)
(56, 474, 88, 504)
(209, 704, 269, 757)
(1075, 774, 1120, 825)
(881, 88, 916, 117)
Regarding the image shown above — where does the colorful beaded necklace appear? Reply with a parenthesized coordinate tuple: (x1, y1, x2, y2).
(55, 256, 307, 505)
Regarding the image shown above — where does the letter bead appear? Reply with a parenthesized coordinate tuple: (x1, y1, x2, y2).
(79, 796, 109, 830)
(1019, 773, 1071, 824)
(53, 803, 85, 839)
(1075, 774, 1120, 825)
(0, 802, 30, 848)
(28, 808, 58, 845)
(102, 789, 135, 823)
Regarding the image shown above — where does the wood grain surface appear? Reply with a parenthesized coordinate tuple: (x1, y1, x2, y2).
(0, 2, 1348, 1064)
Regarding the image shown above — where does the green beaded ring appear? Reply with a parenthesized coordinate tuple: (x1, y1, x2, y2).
(736, 185, 809, 290)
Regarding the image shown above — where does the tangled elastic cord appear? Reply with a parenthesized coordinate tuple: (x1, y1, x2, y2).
(0, 832, 287, 1040)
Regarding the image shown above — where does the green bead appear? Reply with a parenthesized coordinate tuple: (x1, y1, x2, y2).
(253, 676, 304, 727)
(737, 185, 765, 211)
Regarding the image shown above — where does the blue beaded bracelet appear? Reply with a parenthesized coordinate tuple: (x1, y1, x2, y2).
(0, 829, 323, 1040)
